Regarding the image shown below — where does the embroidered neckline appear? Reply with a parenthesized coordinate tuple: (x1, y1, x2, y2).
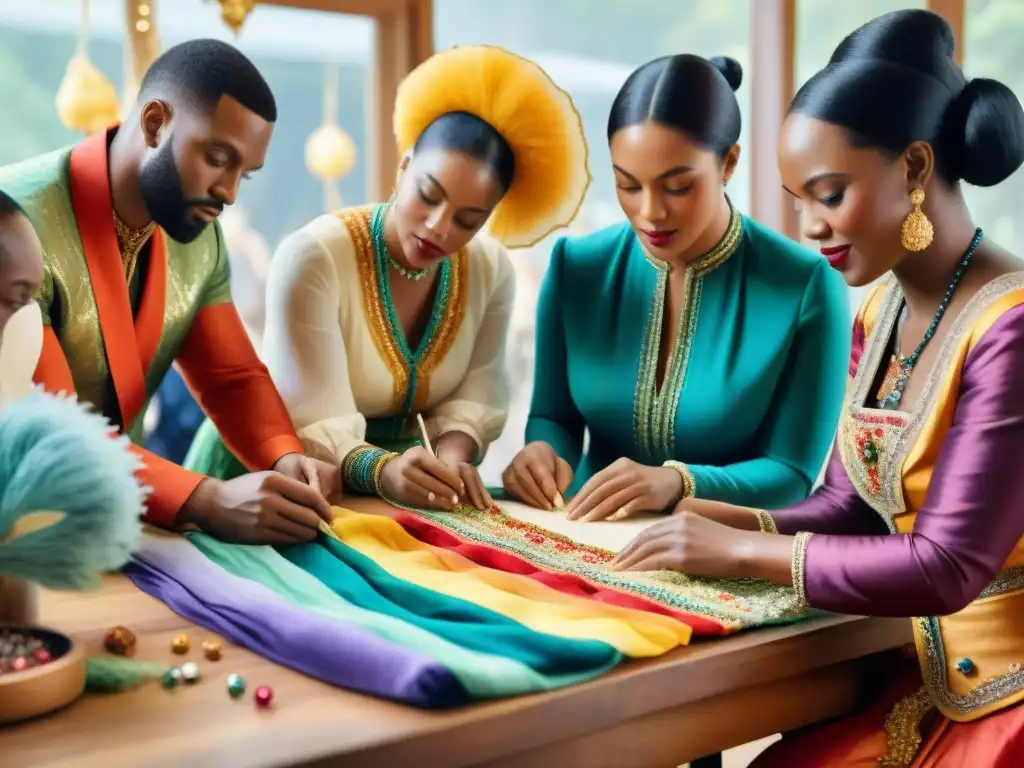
(338, 206, 468, 423)
(113, 210, 155, 285)
(839, 272, 1024, 530)
(632, 200, 743, 463)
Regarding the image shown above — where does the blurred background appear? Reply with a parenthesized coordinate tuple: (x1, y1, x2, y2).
(3, 0, 1020, 482)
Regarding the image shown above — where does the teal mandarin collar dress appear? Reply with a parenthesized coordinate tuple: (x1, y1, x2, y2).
(526, 208, 851, 508)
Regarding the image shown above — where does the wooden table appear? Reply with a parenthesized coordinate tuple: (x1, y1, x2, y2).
(0, 500, 912, 767)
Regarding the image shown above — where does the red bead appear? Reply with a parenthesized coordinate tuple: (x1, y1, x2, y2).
(254, 685, 273, 708)
(33, 648, 53, 664)
(12, 657, 29, 672)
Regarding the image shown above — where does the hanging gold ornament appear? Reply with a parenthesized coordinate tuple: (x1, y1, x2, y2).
(305, 125, 357, 182)
(121, 0, 162, 117)
(216, 0, 256, 34)
(304, 63, 358, 212)
(55, 0, 120, 134)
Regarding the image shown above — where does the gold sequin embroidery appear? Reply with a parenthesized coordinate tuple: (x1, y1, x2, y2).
(632, 202, 742, 463)
(339, 207, 408, 411)
(880, 686, 933, 768)
(413, 248, 468, 413)
(399, 503, 809, 629)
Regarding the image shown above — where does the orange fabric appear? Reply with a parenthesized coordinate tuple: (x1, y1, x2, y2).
(67, 129, 167, 428)
(177, 302, 302, 472)
(751, 665, 1024, 767)
(35, 327, 203, 528)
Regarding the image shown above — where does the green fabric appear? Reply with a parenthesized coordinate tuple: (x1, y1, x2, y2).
(187, 532, 617, 697)
(526, 216, 851, 508)
(280, 537, 619, 674)
(184, 417, 249, 480)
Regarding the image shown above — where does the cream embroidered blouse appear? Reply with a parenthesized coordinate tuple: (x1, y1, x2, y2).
(261, 206, 515, 466)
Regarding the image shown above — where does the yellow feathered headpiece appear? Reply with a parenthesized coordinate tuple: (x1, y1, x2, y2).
(393, 45, 591, 249)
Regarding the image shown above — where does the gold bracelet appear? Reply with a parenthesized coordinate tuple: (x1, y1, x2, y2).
(791, 531, 813, 611)
(371, 451, 400, 499)
(753, 509, 778, 534)
(662, 460, 696, 501)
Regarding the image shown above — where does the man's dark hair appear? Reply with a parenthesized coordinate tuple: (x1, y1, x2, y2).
(138, 38, 277, 123)
(0, 190, 24, 222)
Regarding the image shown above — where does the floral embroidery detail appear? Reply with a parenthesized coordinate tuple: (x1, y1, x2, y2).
(399, 502, 809, 629)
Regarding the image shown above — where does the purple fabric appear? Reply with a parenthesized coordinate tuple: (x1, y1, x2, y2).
(125, 539, 467, 707)
(803, 303, 1024, 617)
(771, 440, 889, 537)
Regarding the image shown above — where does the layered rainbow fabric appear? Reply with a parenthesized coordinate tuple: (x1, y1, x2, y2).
(125, 504, 811, 708)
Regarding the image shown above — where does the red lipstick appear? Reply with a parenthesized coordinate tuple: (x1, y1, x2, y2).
(414, 236, 444, 260)
(641, 229, 677, 248)
(819, 244, 851, 269)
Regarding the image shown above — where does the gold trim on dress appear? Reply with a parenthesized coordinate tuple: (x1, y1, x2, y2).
(413, 248, 469, 413)
(632, 202, 743, 464)
(339, 206, 409, 411)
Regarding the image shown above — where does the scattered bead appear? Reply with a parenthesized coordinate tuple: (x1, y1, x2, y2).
(180, 662, 200, 684)
(1010, 662, 1021, 674)
(170, 634, 190, 655)
(202, 638, 223, 661)
(226, 673, 247, 698)
(254, 685, 273, 708)
(956, 657, 975, 676)
(103, 625, 137, 657)
(162, 668, 182, 690)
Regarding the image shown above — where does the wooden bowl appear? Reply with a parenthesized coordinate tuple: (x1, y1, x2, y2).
(0, 625, 86, 725)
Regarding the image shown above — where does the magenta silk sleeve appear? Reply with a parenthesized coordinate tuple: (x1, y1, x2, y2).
(801, 303, 1024, 617)
(770, 443, 889, 536)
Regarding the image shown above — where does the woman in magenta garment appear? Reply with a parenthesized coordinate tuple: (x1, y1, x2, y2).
(609, 10, 1024, 766)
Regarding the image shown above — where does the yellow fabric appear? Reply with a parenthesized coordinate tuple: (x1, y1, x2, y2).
(393, 45, 590, 249)
(326, 508, 692, 657)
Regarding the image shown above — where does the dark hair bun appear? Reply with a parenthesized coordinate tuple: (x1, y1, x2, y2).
(790, 9, 1024, 188)
(709, 56, 742, 91)
(954, 78, 1024, 187)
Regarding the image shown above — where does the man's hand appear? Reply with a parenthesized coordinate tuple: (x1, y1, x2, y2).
(272, 452, 340, 499)
(179, 472, 335, 544)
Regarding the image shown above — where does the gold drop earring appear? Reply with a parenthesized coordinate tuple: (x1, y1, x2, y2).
(900, 188, 934, 252)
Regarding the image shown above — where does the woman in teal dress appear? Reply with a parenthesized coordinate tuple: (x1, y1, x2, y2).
(502, 54, 851, 520)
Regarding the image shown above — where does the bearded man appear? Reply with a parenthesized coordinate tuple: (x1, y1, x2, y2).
(0, 39, 339, 544)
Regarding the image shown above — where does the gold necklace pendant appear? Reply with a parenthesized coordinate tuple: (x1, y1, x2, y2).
(113, 212, 156, 285)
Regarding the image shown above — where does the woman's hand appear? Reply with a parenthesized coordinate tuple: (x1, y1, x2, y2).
(379, 445, 464, 510)
(609, 511, 746, 575)
(502, 441, 573, 510)
(564, 458, 683, 521)
(448, 461, 492, 509)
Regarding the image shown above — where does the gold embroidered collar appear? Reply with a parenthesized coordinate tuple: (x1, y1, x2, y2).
(641, 196, 743, 277)
(113, 211, 156, 285)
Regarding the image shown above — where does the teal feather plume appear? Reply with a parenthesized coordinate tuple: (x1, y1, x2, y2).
(0, 392, 146, 589)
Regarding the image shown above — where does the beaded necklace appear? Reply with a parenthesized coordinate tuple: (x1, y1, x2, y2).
(377, 203, 436, 280)
(876, 228, 983, 410)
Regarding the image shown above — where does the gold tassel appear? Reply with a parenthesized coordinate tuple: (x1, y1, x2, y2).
(879, 687, 934, 767)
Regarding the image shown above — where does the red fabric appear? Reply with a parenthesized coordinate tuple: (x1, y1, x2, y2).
(396, 511, 729, 636)
(752, 663, 1024, 767)
(35, 328, 203, 528)
(177, 303, 302, 472)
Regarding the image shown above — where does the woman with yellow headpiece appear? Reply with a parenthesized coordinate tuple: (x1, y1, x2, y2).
(184, 45, 589, 512)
